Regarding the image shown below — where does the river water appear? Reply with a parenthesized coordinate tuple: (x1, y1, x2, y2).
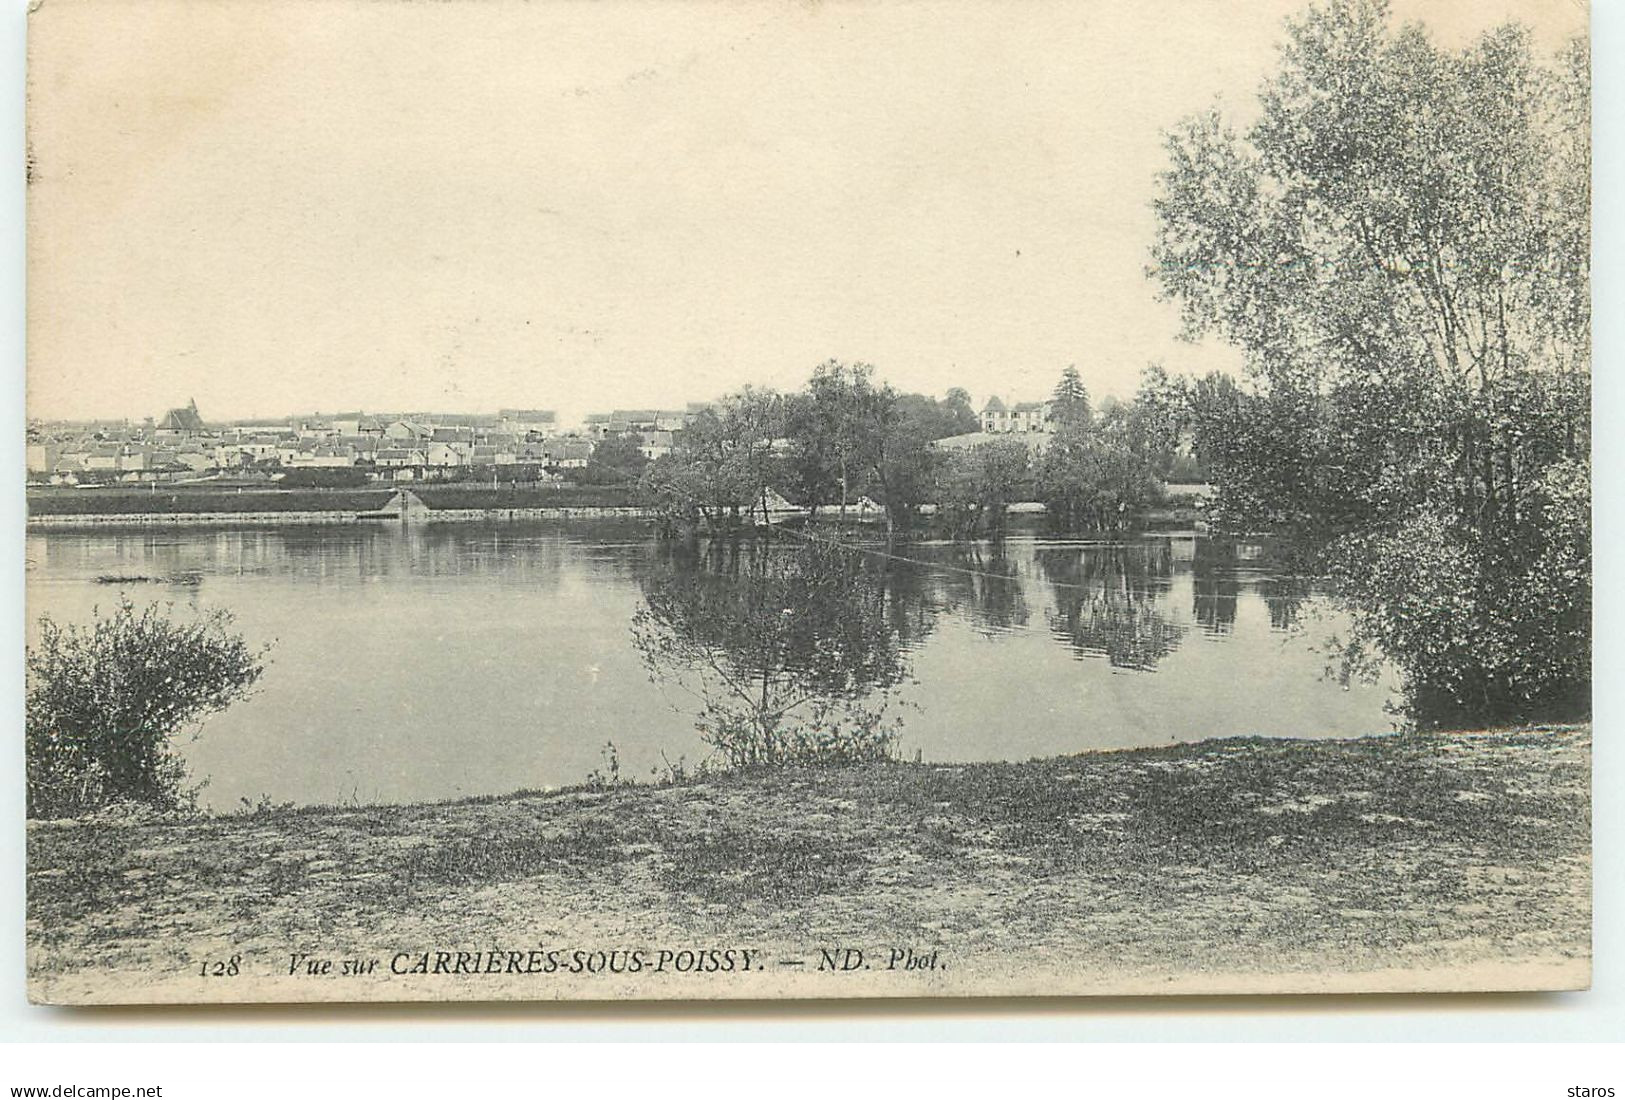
(25, 521, 1398, 810)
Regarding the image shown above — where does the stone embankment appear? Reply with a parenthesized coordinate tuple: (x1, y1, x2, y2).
(26, 502, 653, 529)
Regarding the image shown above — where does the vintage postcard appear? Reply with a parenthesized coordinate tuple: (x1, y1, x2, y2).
(24, 0, 1591, 1004)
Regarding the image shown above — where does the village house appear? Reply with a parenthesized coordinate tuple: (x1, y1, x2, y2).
(384, 419, 433, 443)
(376, 446, 427, 469)
(287, 443, 356, 469)
(545, 438, 592, 469)
(980, 397, 1054, 434)
(426, 441, 467, 469)
(329, 415, 385, 438)
(497, 410, 559, 438)
(636, 430, 675, 461)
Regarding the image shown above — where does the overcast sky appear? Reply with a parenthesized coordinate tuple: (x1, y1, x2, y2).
(27, 0, 1585, 425)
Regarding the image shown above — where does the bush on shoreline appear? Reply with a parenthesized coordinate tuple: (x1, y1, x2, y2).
(26, 599, 268, 818)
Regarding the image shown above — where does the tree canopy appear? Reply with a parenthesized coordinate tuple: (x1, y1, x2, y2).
(1151, 0, 1590, 727)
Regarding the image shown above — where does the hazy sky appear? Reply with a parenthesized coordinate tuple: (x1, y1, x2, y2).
(27, 0, 1585, 425)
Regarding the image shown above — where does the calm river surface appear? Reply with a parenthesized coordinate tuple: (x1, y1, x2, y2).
(25, 521, 1398, 810)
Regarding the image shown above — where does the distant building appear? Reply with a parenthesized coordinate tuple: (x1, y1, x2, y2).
(498, 410, 559, 437)
(980, 397, 1053, 434)
(156, 399, 205, 436)
(426, 441, 469, 468)
(546, 438, 592, 469)
(384, 420, 433, 442)
(636, 430, 674, 461)
(376, 447, 427, 470)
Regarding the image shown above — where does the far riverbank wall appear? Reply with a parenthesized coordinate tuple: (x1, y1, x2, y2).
(25, 506, 655, 529)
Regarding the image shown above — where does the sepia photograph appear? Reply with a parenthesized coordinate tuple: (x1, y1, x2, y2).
(22, 0, 1592, 1005)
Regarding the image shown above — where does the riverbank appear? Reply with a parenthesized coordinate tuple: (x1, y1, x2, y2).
(25, 485, 652, 527)
(26, 726, 1590, 1004)
(26, 505, 656, 528)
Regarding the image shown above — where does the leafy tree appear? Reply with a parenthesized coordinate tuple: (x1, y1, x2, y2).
(1036, 416, 1163, 533)
(862, 404, 941, 540)
(942, 387, 980, 435)
(640, 387, 785, 534)
(580, 433, 649, 485)
(777, 361, 878, 521)
(893, 393, 977, 442)
(1128, 364, 1196, 480)
(936, 439, 1031, 538)
(27, 600, 268, 817)
(781, 390, 839, 517)
(1151, 0, 1590, 726)
(783, 361, 940, 537)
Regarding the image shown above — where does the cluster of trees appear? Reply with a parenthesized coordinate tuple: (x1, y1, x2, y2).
(1150, 0, 1590, 727)
(576, 434, 649, 486)
(640, 360, 1195, 540)
(640, 362, 980, 539)
(1031, 365, 1185, 535)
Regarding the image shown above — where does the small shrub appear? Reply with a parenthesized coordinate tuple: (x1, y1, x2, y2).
(583, 741, 625, 789)
(26, 599, 268, 818)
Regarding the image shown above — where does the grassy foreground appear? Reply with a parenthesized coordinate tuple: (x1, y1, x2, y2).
(27, 727, 1590, 1003)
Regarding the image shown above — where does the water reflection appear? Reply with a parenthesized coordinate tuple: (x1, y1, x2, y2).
(32, 521, 659, 588)
(936, 544, 1030, 636)
(1188, 540, 1240, 635)
(1035, 544, 1183, 670)
(25, 524, 1400, 806)
(630, 540, 923, 766)
(1257, 575, 1314, 631)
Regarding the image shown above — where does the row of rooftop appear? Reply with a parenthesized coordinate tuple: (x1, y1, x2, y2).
(26, 401, 705, 482)
(28, 394, 1062, 483)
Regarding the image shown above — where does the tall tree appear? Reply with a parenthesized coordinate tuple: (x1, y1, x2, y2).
(786, 360, 939, 537)
(936, 439, 1031, 538)
(581, 433, 649, 485)
(1051, 365, 1091, 429)
(641, 387, 785, 534)
(942, 387, 979, 435)
(1151, 0, 1590, 726)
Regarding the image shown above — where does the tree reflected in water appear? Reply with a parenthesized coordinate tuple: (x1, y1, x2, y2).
(1036, 544, 1183, 671)
(935, 543, 1030, 636)
(1257, 574, 1314, 632)
(631, 538, 925, 768)
(1191, 541, 1240, 635)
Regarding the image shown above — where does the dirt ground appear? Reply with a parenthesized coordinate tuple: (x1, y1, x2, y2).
(26, 726, 1591, 1004)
